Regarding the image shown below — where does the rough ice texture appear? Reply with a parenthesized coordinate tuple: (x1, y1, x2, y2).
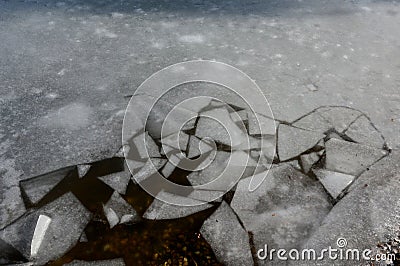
(132, 132, 161, 159)
(97, 165, 131, 195)
(0, 145, 25, 229)
(317, 107, 362, 132)
(298, 151, 400, 266)
(0, 193, 91, 265)
(196, 107, 248, 147)
(187, 151, 256, 190)
(131, 158, 166, 183)
(292, 111, 333, 133)
(143, 191, 212, 220)
(292, 107, 362, 133)
(325, 138, 387, 176)
(186, 190, 224, 203)
(313, 169, 355, 199)
(248, 112, 276, 135)
(278, 124, 325, 161)
(231, 164, 332, 253)
(200, 201, 254, 266)
(187, 135, 215, 158)
(19, 166, 73, 206)
(131, 94, 197, 139)
(344, 115, 386, 148)
(161, 131, 190, 152)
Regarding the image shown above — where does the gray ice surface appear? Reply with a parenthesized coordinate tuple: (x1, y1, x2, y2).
(231, 165, 332, 253)
(143, 191, 213, 220)
(0, 193, 91, 265)
(200, 201, 254, 266)
(297, 151, 400, 266)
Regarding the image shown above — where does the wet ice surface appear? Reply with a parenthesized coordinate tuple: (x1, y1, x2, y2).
(0, 193, 91, 265)
(231, 165, 332, 252)
(1, 0, 400, 179)
(200, 201, 254, 266)
(2, 97, 397, 265)
(1, 0, 400, 265)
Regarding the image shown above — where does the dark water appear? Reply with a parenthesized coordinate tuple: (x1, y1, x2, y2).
(37, 157, 223, 266)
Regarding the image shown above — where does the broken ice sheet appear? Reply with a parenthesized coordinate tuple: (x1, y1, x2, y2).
(103, 191, 139, 228)
(313, 169, 355, 199)
(0, 193, 91, 265)
(200, 201, 253, 266)
(130, 94, 197, 139)
(143, 191, 213, 220)
(195, 107, 247, 147)
(187, 135, 215, 158)
(232, 135, 276, 155)
(247, 112, 276, 135)
(344, 115, 386, 148)
(292, 106, 363, 133)
(160, 161, 175, 178)
(325, 138, 387, 176)
(132, 131, 161, 159)
(318, 107, 363, 132)
(300, 153, 400, 265)
(19, 166, 74, 206)
(278, 124, 325, 161)
(292, 110, 332, 132)
(160, 131, 190, 153)
(122, 103, 145, 144)
(97, 165, 131, 195)
(0, 151, 26, 229)
(131, 158, 166, 183)
(230, 109, 248, 123)
(231, 165, 332, 251)
(187, 151, 256, 190)
(300, 152, 321, 173)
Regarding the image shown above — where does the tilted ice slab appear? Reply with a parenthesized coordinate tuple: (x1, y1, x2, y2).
(200, 201, 254, 266)
(195, 107, 248, 147)
(325, 138, 387, 176)
(0, 193, 91, 265)
(297, 151, 400, 266)
(19, 166, 74, 206)
(103, 191, 139, 228)
(231, 164, 332, 254)
(278, 124, 325, 161)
